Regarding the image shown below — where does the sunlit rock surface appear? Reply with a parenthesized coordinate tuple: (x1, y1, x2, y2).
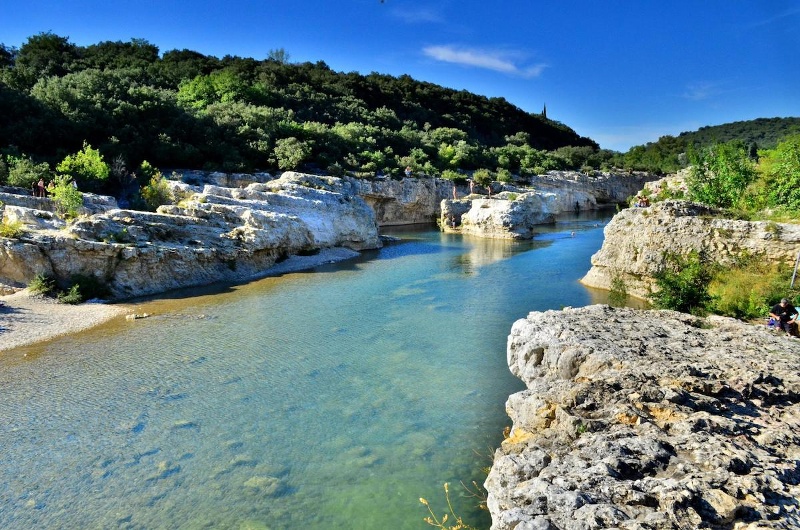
(487, 305, 800, 529)
(0, 172, 379, 299)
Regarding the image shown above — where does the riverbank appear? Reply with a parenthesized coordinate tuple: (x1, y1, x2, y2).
(0, 247, 360, 353)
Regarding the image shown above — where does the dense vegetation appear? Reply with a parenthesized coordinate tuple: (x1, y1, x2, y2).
(0, 32, 618, 200)
(645, 134, 800, 319)
(623, 117, 800, 174)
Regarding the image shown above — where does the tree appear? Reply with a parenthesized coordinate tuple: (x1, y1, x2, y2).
(7, 155, 51, 189)
(687, 141, 757, 208)
(56, 142, 110, 190)
(765, 135, 800, 210)
(651, 251, 714, 315)
(9, 32, 79, 90)
(267, 48, 291, 64)
(50, 174, 83, 218)
(273, 137, 312, 170)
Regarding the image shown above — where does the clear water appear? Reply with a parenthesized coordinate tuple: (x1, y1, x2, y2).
(0, 211, 621, 530)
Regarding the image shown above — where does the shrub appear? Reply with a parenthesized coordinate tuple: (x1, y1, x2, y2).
(50, 174, 84, 219)
(650, 251, 714, 315)
(0, 218, 24, 238)
(472, 168, 493, 188)
(28, 273, 56, 296)
(709, 255, 798, 320)
(7, 155, 51, 190)
(56, 141, 109, 191)
(608, 273, 629, 307)
(140, 172, 174, 211)
(57, 284, 83, 304)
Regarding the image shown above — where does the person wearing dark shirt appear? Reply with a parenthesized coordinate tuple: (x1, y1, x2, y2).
(769, 298, 798, 337)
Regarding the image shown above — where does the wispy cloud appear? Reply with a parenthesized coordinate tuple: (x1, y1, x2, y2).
(682, 81, 720, 101)
(422, 45, 547, 78)
(748, 7, 800, 28)
(390, 7, 443, 24)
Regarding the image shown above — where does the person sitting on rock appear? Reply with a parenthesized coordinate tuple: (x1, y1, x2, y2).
(769, 298, 798, 337)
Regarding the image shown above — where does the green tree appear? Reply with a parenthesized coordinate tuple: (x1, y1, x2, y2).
(687, 141, 757, 208)
(140, 171, 173, 211)
(650, 251, 714, 315)
(49, 174, 83, 218)
(764, 135, 800, 211)
(7, 155, 51, 189)
(273, 137, 312, 170)
(56, 142, 110, 190)
(9, 32, 79, 90)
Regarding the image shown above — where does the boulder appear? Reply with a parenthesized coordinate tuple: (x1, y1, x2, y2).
(487, 305, 800, 529)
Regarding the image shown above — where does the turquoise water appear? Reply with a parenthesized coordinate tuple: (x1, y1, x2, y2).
(0, 211, 617, 529)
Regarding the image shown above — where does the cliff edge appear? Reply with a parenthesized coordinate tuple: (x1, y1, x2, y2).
(486, 305, 800, 529)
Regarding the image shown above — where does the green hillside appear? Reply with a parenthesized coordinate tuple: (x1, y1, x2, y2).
(624, 117, 800, 174)
(0, 32, 597, 185)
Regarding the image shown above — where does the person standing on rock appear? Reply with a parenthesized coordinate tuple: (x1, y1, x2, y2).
(769, 298, 798, 337)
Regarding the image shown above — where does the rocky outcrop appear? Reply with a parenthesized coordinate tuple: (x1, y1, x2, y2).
(442, 189, 596, 239)
(0, 172, 379, 299)
(580, 200, 800, 298)
(162, 170, 658, 227)
(486, 305, 800, 530)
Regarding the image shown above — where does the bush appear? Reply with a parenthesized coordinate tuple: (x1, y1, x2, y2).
(650, 251, 714, 315)
(709, 254, 798, 320)
(57, 284, 83, 304)
(28, 273, 56, 296)
(472, 168, 493, 187)
(7, 155, 51, 190)
(56, 141, 109, 191)
(0, 218, 24, 238)
(140, 172, 174, 211)
(50, 174, 84, 219)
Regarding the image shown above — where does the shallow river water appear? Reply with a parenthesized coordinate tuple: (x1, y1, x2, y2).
(0, 211, 622, 529)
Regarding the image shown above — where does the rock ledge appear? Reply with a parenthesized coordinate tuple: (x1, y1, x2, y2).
(487, 305, 800, 529)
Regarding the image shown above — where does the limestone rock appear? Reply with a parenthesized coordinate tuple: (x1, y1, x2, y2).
(0, 173, 380, 299)
(486, 305, 800, 529)
(581, 200, 800, 298)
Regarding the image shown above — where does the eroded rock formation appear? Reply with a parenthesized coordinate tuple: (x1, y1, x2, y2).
(486, 305, 800, 529)
(580, 200, 800, 298)
(0, 172, 379, 299)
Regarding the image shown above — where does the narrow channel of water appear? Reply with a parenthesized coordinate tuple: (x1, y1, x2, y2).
(0, 211, 621, 529)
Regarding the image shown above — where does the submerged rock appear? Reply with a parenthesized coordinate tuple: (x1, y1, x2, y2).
(486, 305, 800, 529)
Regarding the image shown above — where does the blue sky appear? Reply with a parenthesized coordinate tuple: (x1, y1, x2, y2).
(2, 1, 798, 151)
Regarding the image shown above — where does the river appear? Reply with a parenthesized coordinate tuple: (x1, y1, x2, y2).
(0, 211, 622, 529)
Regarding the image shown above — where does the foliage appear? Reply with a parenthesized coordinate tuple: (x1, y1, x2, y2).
(472, 169, 493, 188)
(27, 273, 56, 296)
(650, 251, 714, 315)
(419, 483, 478, 530)
(140, 171, 174, 211)
(763, 135, 800, 211)
(57, 284, 83, 304)
(273, 137, 312, 170)
(0, 217, 25, 238)
(56, 141, 110, 190)
(608, 273, 629, 307)
(687, 141, 757, 208)
(6, 155, 51, 189)
(49, 174, 83, 218)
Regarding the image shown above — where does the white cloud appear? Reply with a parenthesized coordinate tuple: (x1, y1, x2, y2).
(390, 7, 443, 24)
(422, 45, 546, 78)
(682, 81, 719, 101)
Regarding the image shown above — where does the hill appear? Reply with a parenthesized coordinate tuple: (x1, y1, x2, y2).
(623, 116, 800, 174)
(0, 32, 596, 182)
